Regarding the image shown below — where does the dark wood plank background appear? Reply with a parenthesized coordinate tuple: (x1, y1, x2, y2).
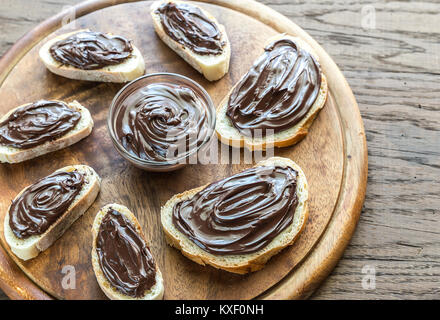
(0, 0, 438, 300)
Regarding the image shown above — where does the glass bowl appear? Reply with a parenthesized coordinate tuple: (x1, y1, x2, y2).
(107, 73, 216, 172)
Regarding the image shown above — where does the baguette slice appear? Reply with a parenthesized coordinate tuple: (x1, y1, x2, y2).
(150, 0, 231, 81)
(39, 29, 145, 83)
(4, 165, 101, 261)
(0, 100, 93, 164)
(161, 156, 309, 274)
(91, 203, 164, 300)
(216, 34, 328, 151)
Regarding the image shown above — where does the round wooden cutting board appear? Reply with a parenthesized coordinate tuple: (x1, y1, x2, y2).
(0, 0, 367, 300)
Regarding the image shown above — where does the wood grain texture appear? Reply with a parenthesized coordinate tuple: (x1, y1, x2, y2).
(256, 0, 440, 299)
(0, 0, 436, 300)
(0, 0, 357, 300)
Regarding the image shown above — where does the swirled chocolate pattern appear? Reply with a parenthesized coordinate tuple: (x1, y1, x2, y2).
(9, 171, 84, 239)
(173, 165, 299, 255)
(156, 2, 225, 55)
(96, 209, 156, 298)
(0, 100, 81, 149)
(115, 82, 210, 162)
(226, 39, 322, 136)
(49, 31, 133, 70)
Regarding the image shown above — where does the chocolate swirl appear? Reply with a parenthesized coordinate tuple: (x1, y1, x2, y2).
(156, 2, 225, 55)
(226, 39, 322, 136)
(9, 170, 84, 239)
(173, 165, 299, 255)
(49, 31, 133, 70)
(115, 82, 210, 162)
(96, 209, 157, 298)
(0, 100, 81, 149)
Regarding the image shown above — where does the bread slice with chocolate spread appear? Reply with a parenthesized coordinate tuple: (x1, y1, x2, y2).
(0, 100, 93, 164)
(150, 0, 231, 81)
(215, 34, 328, 151)
(161, 156, 309, 274)
(91, 204, 164, 300)
(39, 29, 145, 83)
(3, 165, 101, 261)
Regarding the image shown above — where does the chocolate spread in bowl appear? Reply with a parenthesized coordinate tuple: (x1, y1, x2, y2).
(114, 82, 210, 162)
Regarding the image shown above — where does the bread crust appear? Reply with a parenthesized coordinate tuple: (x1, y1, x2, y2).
(91, 203, 164, 300)
(215, 34, 328, 151)
(3, 165, 101, 261)
(161, 156, 309, 274)
(0, 100, 93, 164)
(150, 0, 231, 81)
(39, 29, 145, 83)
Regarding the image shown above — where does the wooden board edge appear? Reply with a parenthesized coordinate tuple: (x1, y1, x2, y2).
(0, 242, 52, 299)
(0, 0, 143, 301)
(221, 0, 368, 299)
(0, 0, 368, 300)
(259, 91, 368, 299)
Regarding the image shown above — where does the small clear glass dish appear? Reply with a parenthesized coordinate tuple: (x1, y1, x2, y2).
(107, 73, 216, 172)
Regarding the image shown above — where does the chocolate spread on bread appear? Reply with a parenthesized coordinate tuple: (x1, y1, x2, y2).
(0, 100, 81, 149)
(156, 2, 225, 55)
(49, 31, 133, 70)
(172, 165, 299, 255)
(226, 39, 322, 137)
(114, 82, 210, 162)
(9, 170, 84, 239)
(96, 209, 156, 298)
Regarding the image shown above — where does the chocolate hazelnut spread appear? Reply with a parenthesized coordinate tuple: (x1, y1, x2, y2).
(0, 100, 81, 149)
(96, 209, 156, 298)
(156, 2, 225, 55)
(49, 31, 133, 70)
(9, 170, 84, 239)
(114, 82, 210, 162)
(226, 39, 322, 137)
(172, 165, 299, 255)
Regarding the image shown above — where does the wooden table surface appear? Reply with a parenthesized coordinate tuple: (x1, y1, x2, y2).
(0, 0, 438, 300)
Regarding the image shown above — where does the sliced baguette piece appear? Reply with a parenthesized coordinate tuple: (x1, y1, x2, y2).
(4, 165, 101, 261)
(150, 0, 231, 81)
(91, 203, 164, 300)
(215, 34, 328, 151)
(161, 156, 308, 274)
(39, 29, 145, 83)
(0, 100, 93, 164)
